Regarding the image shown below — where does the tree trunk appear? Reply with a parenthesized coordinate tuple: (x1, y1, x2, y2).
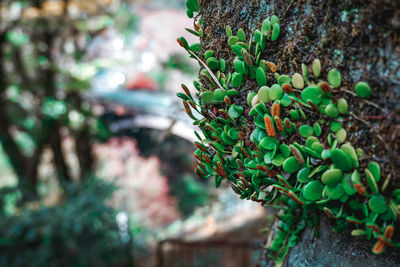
(198, 0, 400, 265)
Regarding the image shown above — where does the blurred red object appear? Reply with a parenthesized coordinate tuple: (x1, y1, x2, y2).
(113, 105, 128, 116)
(126, 72, 156, 91)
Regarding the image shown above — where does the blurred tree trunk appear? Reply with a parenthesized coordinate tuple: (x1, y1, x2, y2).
(198, 0, 400, 265)
(0, 24, 95, 199)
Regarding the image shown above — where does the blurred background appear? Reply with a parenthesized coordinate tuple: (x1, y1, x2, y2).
(0, 0, 270, 266)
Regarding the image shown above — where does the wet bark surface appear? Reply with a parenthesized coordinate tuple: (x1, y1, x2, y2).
(198, 0, 400, 265)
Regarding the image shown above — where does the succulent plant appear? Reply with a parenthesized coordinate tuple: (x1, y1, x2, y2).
(178, 2, 399, 264)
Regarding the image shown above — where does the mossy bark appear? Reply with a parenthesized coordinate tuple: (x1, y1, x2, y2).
(198, 0, 400, 265)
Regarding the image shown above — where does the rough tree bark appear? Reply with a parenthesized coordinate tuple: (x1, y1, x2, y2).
(198, 0, 400, 266)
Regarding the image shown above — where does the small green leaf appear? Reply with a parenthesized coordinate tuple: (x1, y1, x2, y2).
(228, 105, 244, 119)
(271, 23, 280, 41)
(301, 86, 323, 105)
(279, 144, 291, 158)
(283, 156, 301, 173)
(325, 183, 344, 200)
(261, 19, 271, 35)
(337, 98, 348, 114)
(297, 167, 310, 183)
(206, 57, 219, 71)
(354, 81, 371, 98)
(299, 125, 313, 138)
(321, 169, 343, 186)
(234, 58, 245, 73)
(228, 36, 239, 46)
(204, 50, 213, 59)
(260, 136, 277, 150)
(256, 67, 267, 86)
(325, 103, 339, 118)
(342, 175, 357, 195)
(341, 143, 359, 168)
(327, 68, 341, 88)
(330, 121, 342, 132)
(247, 92, 257, 106)
(231, 73, 243, 87)
(237, 28, 246, 41)
(186, 0, 199, 11)
(270, 15, 279, 26)
(269, 84, 283, 100)
(258, 86, 270, 103)
(189, 43, 201, 51)
(330, 148, 353, 171)
(302, 180, 324, 201)
(277, 75, 291, 86)
(225, 25, 233, 37)
(292, 73, 304, 89)
(313, 123, 322, 136)
(214, 89, 226, 101)
(365, 169, 379, 195)
(368, 161, 381, 182)
(177, 92, 190, 101)
(220, 58, 226, 72)
(302, 63, 310, 84)
(231, 45, 243, 57)
(312, 59, 321, 77)
(368, 195, 387, 214)
(201, 91, 215, 104)
(186, 9, 194, 18)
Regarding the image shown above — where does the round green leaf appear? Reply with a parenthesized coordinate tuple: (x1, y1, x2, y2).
(297, 167, 310, 183)
(303, 180, 324, 201)
(292, 73, 304, 89)
(330, 148, 353, 171)
(258, 86, 270, 103)
(214, 89, 226, 101)
(270, 15, 279, 25)
(330, 121, 342, 132)
(301, 86, 323, 105)
(355, 82, 371, 98)
(368, 195, 387, 214)
(337, 98, 348, 114)
(325, 103, 339, 118)
(321, 168, 343, 186)
(269, 84, 283, 100)
(299, 125, 313, 138)
(206, 57, 219, 71)
(260, 136, 277, 150)
(325, 184, 344, 200)
(283, 156, 301, 173)
(231, 73, 243, 87)
(186, 0, 199, 11)
(327, 68, 341, 88)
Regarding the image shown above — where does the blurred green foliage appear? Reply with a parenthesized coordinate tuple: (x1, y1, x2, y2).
(0, 0, 137, 195)
(171, 175, 209, 216)
(0, 178, 138, 267)
(162, 53, 197, 75)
